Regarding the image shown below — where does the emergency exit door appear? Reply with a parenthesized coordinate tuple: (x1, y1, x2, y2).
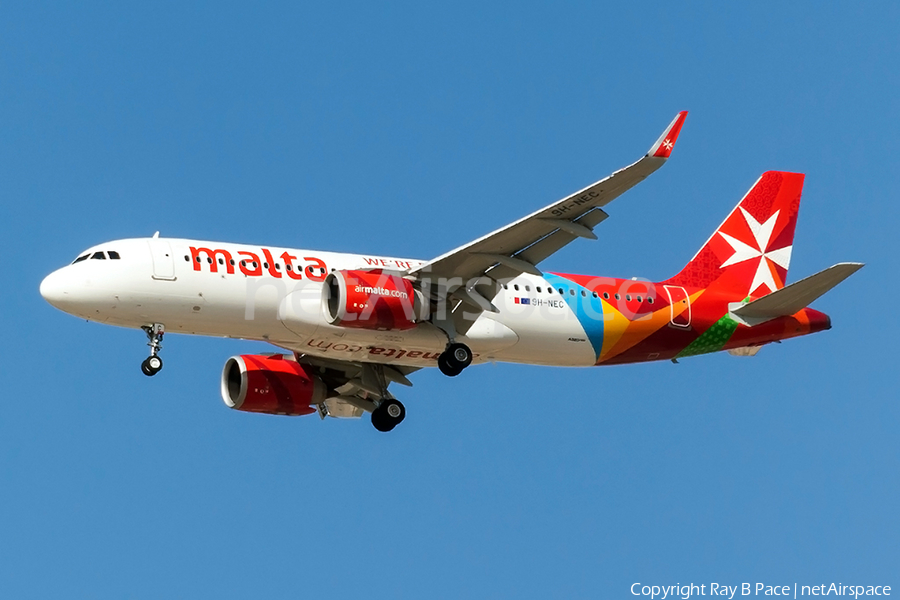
(147, 238, 176, 281)
(663, 285, 691, 328)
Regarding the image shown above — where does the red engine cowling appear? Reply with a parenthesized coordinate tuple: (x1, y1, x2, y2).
(221, 354, 326, 416)
(323, 269, 419, 330)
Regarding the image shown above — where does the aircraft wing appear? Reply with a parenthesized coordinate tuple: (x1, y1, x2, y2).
(270, 347, 420, 418)
(410, 111, 688, 294)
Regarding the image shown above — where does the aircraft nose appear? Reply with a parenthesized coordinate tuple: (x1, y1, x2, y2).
(40, 268, 71, 308)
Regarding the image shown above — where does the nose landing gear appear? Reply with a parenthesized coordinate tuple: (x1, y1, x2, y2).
(140, 324, 165, 376)
(141, 355, 163, 376)
(437, 342, 472, 377)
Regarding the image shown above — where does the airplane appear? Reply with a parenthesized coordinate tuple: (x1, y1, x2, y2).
(39, 111, 863, 432)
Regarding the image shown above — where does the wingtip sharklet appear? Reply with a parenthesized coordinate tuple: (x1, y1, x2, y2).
(648, 111, 688, 159)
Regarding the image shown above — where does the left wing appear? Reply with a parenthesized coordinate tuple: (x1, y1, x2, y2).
(276, 349, 419, 418)
(410, 111, 688, 296)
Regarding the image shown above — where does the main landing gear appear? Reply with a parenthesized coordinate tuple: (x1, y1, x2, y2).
(371, 397, 406, 432)
(367, 341, 471, 432)
(140, 323, 165, 377)
(437, 342, 472, 377)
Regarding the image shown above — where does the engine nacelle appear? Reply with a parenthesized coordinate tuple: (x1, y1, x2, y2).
(221, 354, 326, 416)
(323, 269, 420, 331)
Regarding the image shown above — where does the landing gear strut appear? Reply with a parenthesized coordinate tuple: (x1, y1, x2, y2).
(438, 342, 472, 377)
(371, 397, 406, 432)
(140, 323, 165, 377)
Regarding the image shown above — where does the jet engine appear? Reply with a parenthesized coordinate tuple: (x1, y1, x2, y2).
(323, 269, 421, 331)
(221, 354, 326, 416)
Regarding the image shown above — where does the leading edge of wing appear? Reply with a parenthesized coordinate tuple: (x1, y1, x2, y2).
(410, 111, 688, 282)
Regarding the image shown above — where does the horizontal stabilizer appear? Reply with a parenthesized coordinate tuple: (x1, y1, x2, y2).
(732, 262, 864, 320)
(728, 346, 763, 357)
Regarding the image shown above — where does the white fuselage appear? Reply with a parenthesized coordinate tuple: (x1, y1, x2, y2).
(40, 238, 599, 368)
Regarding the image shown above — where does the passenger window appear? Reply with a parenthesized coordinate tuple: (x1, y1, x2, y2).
(637, 295, 643, 302)
(73, 254, 89, 264)
(648, 297, 654, 304)
(275, 263, 281, 270)
(525, 286, 530, 292)
(108, 251, 120, 260)
(263, 263, 269, 269)
(569, 289, 575, 296)
(558, 288, 564, 294)
(592, 292, 598, 298)
(581, 290, 586, 297)
(196, 257, 201, 263)
(207, 257, 213, 264)
(626, 295, 631, 301)
(603, 292, 609, 299)
(615, 294, 620, 300)
(230, 259, 235, 266)
(91, 252, 106, 260)
(184, 255, 190, 262)
(286, 264, 292, 271)
(218, 258, 224, 265)
(514, 284, 519, 291)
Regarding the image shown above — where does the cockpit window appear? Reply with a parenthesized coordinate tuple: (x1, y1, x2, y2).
(90, 252, 106, 260)
(108, 251, 120, 260)
(73, 254, 89, 264)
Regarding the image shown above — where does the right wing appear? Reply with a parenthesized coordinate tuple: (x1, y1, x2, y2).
(410, 111, 688, 295)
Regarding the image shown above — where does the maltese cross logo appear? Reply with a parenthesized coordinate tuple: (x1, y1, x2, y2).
(662, 139, 673, 150)
(719, 207, 792, 295)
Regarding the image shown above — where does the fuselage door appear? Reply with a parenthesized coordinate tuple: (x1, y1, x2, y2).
(147, 239, 176, 281)
(663, 285, 691, 327)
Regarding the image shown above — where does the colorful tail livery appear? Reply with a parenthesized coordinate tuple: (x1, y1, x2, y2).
(40, 112, 864, 432)
(666, 171, 802, 297)
(552, 171, 860, 366)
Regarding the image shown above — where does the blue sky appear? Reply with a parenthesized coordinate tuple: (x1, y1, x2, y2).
(2, 2, 898, 597)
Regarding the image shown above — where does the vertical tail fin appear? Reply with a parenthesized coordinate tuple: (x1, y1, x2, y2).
(665, 171, 805, 298)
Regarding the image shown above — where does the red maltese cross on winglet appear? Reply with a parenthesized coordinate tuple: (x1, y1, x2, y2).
(649, 111, 688, 158)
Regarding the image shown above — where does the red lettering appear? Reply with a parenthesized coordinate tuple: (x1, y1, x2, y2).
(238, 251, 262, 276)
(406, 351, 422, 358)
(190, 247, 235, 274)
(304, 257, 328, 282)
(363, 257, 380, 266)
(369, 347, 384, 355)
(261, 248, 282, 278)
(280, 252, 303, 280)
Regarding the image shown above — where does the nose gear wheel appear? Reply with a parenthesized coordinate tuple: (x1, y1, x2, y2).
(140, 324, 165, 377)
